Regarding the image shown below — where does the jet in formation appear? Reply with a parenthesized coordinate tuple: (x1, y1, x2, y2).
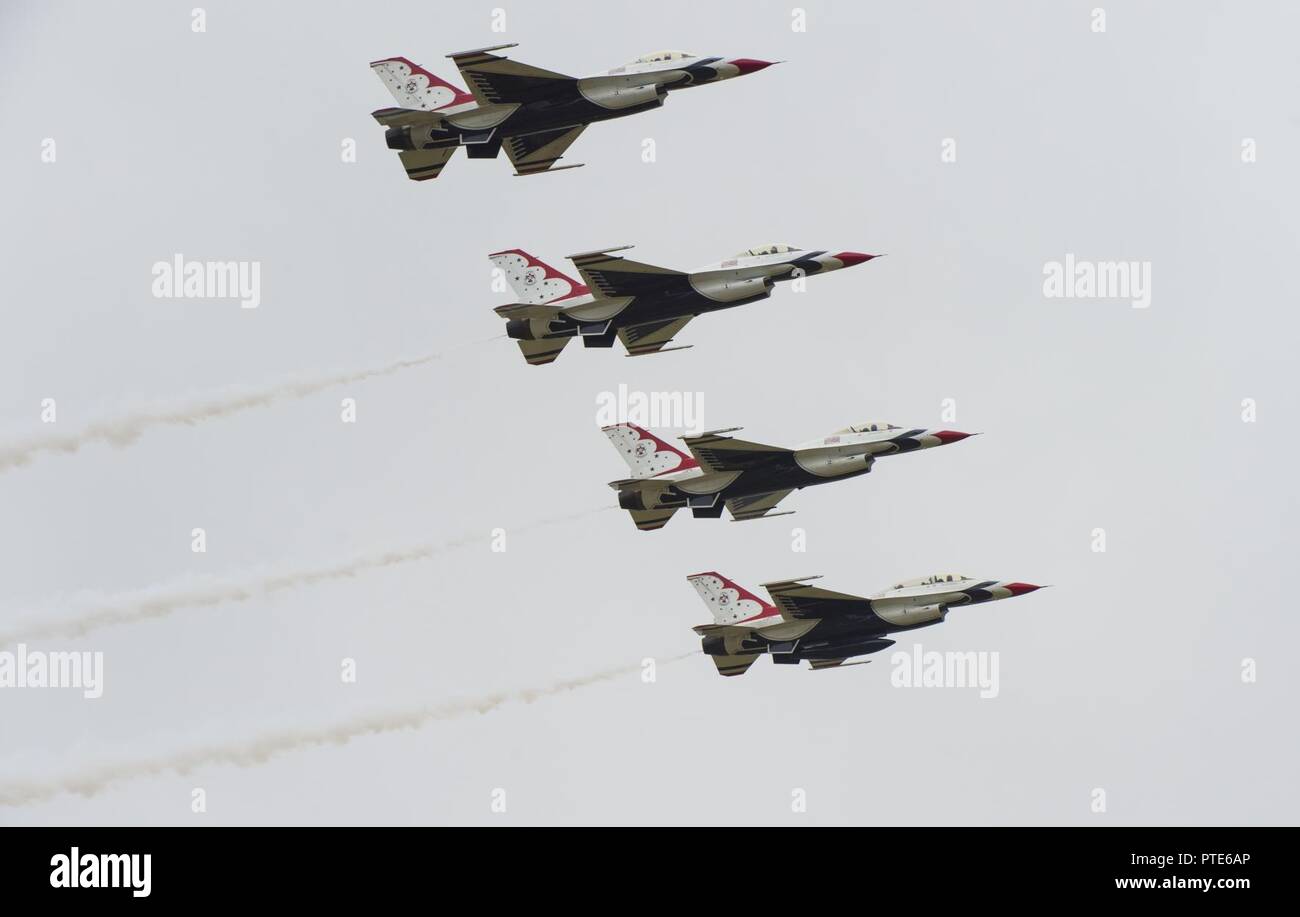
(491, 244, 876, 364)
(605, 421, 973, 530)
(371, 45, 776, 181)
(688, 571, 1043, 676)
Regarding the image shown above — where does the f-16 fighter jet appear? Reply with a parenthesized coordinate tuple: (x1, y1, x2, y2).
(491, 244, 876, 365)
(605, 421, 973, 531)
(687, 571, 1043, 676)
(370, 46, 776, 181)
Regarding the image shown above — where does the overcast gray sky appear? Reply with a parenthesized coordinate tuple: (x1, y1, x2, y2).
(1, 0, 1296, 825)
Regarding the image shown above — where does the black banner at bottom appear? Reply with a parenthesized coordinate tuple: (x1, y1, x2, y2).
(0, 827, 1277, 902)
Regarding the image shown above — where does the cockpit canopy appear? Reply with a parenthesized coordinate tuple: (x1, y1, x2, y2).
(735, 242, 800, 258)
(631, 50, 695, 64)
(892, 573, 972, 589)
(837, 422, 900, 434)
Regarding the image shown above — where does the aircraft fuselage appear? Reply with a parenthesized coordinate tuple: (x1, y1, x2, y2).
(621, 428, 967, 518)
(384, 56, 740, 156)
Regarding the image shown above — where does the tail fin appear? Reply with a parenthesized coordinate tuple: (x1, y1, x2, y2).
(603, 423, 698, 478)
(687, 572, 779, 625)
(489, 250, 589, 304)
(371, 57, 475, 111)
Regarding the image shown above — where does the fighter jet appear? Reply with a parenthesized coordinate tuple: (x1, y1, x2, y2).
(370, 45, 777, 181)
(687, 571, 1043, 676)
(492, 244, 876, 364)
(605, 421, 973, 531)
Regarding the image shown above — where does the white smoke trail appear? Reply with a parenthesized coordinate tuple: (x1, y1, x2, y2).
(0, 506, 611, 646)
(0, 652, 697, 806)
(0, 341, 499, 473)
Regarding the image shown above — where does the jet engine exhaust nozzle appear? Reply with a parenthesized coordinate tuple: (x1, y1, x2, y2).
(384, 127, 415, 150)
(505, 319, 534, 341)
(618, 489, 646, 511)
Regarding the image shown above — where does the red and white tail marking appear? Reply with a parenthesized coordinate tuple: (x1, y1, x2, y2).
(687, 572, 780, 626)
(370, 57, 475, 111)
(603, 423, 698, 478)
(490, 249, 590, 305)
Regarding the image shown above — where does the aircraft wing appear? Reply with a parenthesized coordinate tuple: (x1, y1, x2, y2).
(807, 658, 873, 671)
(680, 429, 792, 473)
(618, 316, 694, 357)
(448, 44, 576, 106)
(503, 125, 586, 176)
(725, 489, 794, 521)
(761, 577, 874, 620)
(568, 247, 690, 300)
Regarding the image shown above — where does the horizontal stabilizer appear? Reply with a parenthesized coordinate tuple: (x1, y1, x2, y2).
(516, 338, 569, 366)
(397, 147, 458, 182)
(629, 508, 677, 531)
(712, 654, 760, 677)
(493, 302, 563, 320)
(371, 106, 443, 128)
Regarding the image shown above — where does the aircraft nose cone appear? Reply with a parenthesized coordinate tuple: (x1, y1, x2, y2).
(1003, 582, 1041, 596)
(833, 251, 877, 268)
(729, 58, 777, 75)
(933, 430, 973, 444)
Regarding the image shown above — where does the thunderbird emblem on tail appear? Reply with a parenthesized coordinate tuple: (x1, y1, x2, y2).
(688, 572, 1044, 676)
(491, 244, 876, 364)
(604, 421, 974, 531)
(371, 45, 777, 181)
